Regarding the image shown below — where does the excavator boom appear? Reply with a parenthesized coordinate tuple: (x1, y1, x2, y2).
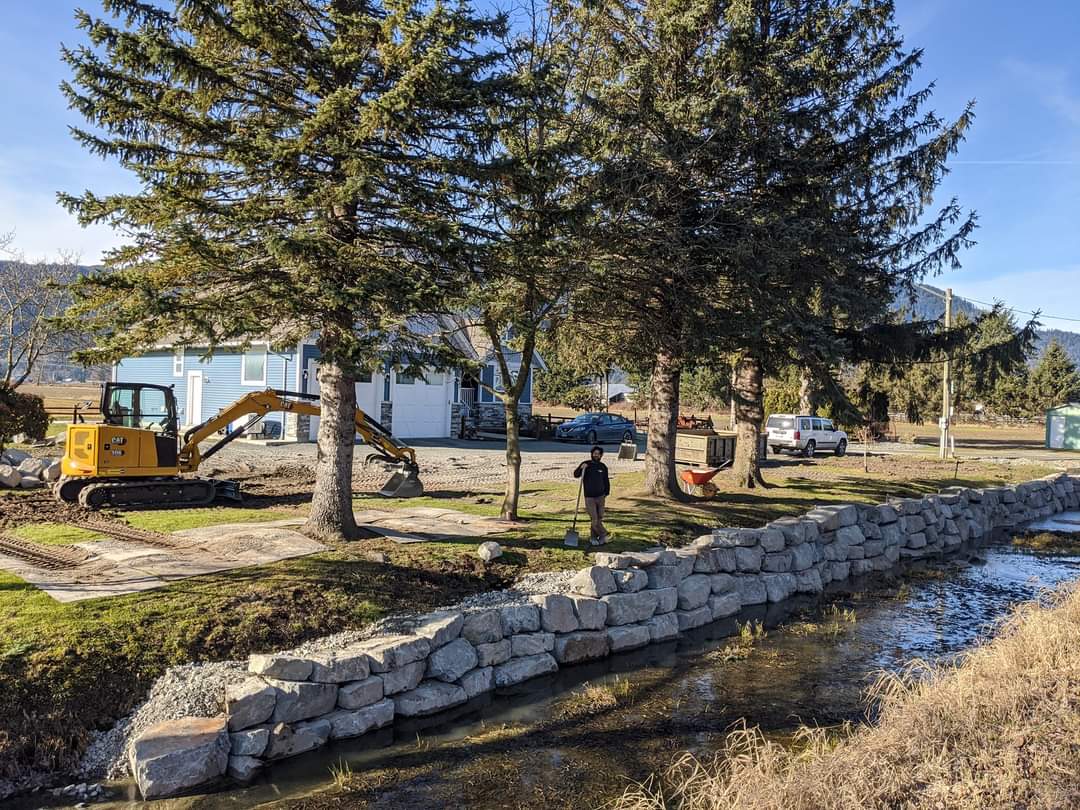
(55, 385, 423, 507)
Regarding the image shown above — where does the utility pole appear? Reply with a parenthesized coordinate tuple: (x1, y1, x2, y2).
(939, 288, 952, 459)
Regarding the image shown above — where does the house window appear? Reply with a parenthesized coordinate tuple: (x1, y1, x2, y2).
(358, 370, 373, 384)
(172, 347, 183, 377)
(397, 371, 419, 385)
(241, 347, 267, 386)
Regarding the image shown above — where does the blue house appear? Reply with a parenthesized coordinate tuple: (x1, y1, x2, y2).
(112, 327, 544, 440)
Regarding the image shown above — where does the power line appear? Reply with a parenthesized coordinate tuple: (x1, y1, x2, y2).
(915, 286, 1080, 324)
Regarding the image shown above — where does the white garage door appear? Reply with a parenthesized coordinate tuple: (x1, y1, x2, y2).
(307, 360, 380, 441)
(393, 369, 450, 438)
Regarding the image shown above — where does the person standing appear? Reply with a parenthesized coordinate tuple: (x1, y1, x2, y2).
(574, 445, 610, 545)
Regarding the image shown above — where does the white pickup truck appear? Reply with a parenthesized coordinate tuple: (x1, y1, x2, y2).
(765, 414, 848, 458)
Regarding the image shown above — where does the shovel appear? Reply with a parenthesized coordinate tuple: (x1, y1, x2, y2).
(564, 475, 584, 547)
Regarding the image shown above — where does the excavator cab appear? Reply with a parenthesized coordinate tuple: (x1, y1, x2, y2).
(101, 383, 179, 436)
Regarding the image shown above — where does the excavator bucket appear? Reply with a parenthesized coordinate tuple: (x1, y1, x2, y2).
(379, 468, 424, 498)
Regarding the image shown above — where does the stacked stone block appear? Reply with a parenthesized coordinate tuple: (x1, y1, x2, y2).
(130, 473, 1080, 799)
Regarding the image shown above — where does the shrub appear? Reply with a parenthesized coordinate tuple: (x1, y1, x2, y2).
(0, 385, 49, 449)
(563, 385, 603, 412)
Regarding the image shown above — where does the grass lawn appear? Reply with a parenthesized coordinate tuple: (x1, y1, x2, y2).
(0, 453, 1059, 782)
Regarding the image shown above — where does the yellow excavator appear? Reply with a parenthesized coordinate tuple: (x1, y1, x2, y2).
(55, 382, 423, 508)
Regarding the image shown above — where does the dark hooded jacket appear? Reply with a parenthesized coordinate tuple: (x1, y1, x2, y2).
(574, 459, 610, 498)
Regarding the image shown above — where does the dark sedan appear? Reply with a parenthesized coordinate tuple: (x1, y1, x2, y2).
(554, 412, 637, 444)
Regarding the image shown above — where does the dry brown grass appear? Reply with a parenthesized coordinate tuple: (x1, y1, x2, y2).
(614, 585, 1080, 810)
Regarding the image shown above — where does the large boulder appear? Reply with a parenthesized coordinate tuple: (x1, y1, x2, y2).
(16, 457, 47, 478)
(248, 653, 313, 682)
(225, 677, 276, 732)
(18, 475, 42, 489)
(676, 606, 713, 631)
(531, 594, 579, 634)
(308, 648, 371, 684)
(381, 660, 427, 696)
(264, 718, 331, 759)
(337, 675, 384, 709)
(458, 666, 495, 699)
(571, 596, 608, 630)
(607, 624, 651, 653)
(129, 716, 230, 799)
(569, 565, 618, 597)
(269, 680, 338, 724)
(393, 681, 468, 717)
(461, 610, 503, 645)
(552, 630, 609, 664)
(499, 604, 541, 635)
(493, 653, 558, 687)
(0, 464, 20, 488)
(41, 460, 62, 482)
(732, 575, 767, 605)
(612, 568, 648, 593)
(676, 574, 711, 610)
(323, 698, 395, 739)
(601, 591, 658, 625)
(414, 611, 464, 650)
(474, 639, 512, 667)
(652, 587, 678, 614)
(510, 632, 554, 658)
(708, 592, 741, 619)
(358, 635, 431, 673)
(477, 541, 503, 562)
(643, 612, 680, 642)
(426, 638, 478, 683)
(229, 727, 269, 757)
(645, 564, 684, 589)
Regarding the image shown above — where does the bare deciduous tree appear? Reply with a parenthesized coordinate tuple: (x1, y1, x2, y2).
(0, 234, 83, 388)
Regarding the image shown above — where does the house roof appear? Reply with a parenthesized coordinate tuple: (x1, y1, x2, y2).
(141, 314, 545, 370)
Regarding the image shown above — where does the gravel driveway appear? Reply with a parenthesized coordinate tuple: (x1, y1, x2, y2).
(204, 436, 645, 494)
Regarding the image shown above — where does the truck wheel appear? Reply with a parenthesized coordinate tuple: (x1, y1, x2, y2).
(770, 445, 780, 455)
(835, 439, 847, 457)
(622, 430, 633, 443)
(803, 440, 816, 459)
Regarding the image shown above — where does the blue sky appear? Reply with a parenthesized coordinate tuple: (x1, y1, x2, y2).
(2, 1, 1078, 327)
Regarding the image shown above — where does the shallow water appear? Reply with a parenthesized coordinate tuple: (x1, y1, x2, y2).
(29, 525, 1080, 810)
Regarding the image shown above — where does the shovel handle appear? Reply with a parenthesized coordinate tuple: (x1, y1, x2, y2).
(571, 474, 584, 531)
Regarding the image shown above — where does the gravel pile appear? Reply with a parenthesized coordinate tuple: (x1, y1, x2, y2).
(77, 570, 575, 780)
(78, 661, 247, 780)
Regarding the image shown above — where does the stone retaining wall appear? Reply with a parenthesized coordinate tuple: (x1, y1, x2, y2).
(128, 473, 1080, 799)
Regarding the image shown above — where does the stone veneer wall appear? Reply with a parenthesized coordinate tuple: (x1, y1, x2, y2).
(129, 474, 1080, 799)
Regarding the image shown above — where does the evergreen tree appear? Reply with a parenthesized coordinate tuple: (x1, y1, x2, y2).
(1029, 341, 1080, 412)
(60, 0, 500, 539)
(567, 0, 752, 498)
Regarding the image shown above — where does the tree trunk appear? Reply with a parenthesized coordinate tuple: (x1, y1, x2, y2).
(732, 354, 767, 489)
(644, 349, 683, 498)
(799, 370, 817, 415)
(305, 357, 360, 541)
(501, 397, 523, 520)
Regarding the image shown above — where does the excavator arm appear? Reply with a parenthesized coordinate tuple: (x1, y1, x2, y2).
(177, 389, 421, 496)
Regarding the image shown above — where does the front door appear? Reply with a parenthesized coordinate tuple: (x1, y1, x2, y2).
(185, 371, 203, 426)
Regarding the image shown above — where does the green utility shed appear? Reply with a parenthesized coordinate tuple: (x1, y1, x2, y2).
(1046, 403, 1080, 450)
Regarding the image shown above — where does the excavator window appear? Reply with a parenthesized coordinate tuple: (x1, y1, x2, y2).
(102, 383, 178, 436)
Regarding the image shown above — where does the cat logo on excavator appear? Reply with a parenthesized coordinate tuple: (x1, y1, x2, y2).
(55, 382, 423, 509)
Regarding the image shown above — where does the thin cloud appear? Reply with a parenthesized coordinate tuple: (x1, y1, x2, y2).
(1004, 59, 1080, 126)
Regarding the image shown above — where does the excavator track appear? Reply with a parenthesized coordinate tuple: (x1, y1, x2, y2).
(77, 478, 222, 510)
(0, 534, 91, 570)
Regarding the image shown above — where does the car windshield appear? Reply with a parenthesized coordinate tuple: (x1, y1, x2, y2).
(766, 416, 794, 430)
(570, 414, 597, 423)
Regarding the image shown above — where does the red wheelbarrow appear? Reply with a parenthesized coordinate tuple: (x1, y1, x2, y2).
(679, 467, 721, 486)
